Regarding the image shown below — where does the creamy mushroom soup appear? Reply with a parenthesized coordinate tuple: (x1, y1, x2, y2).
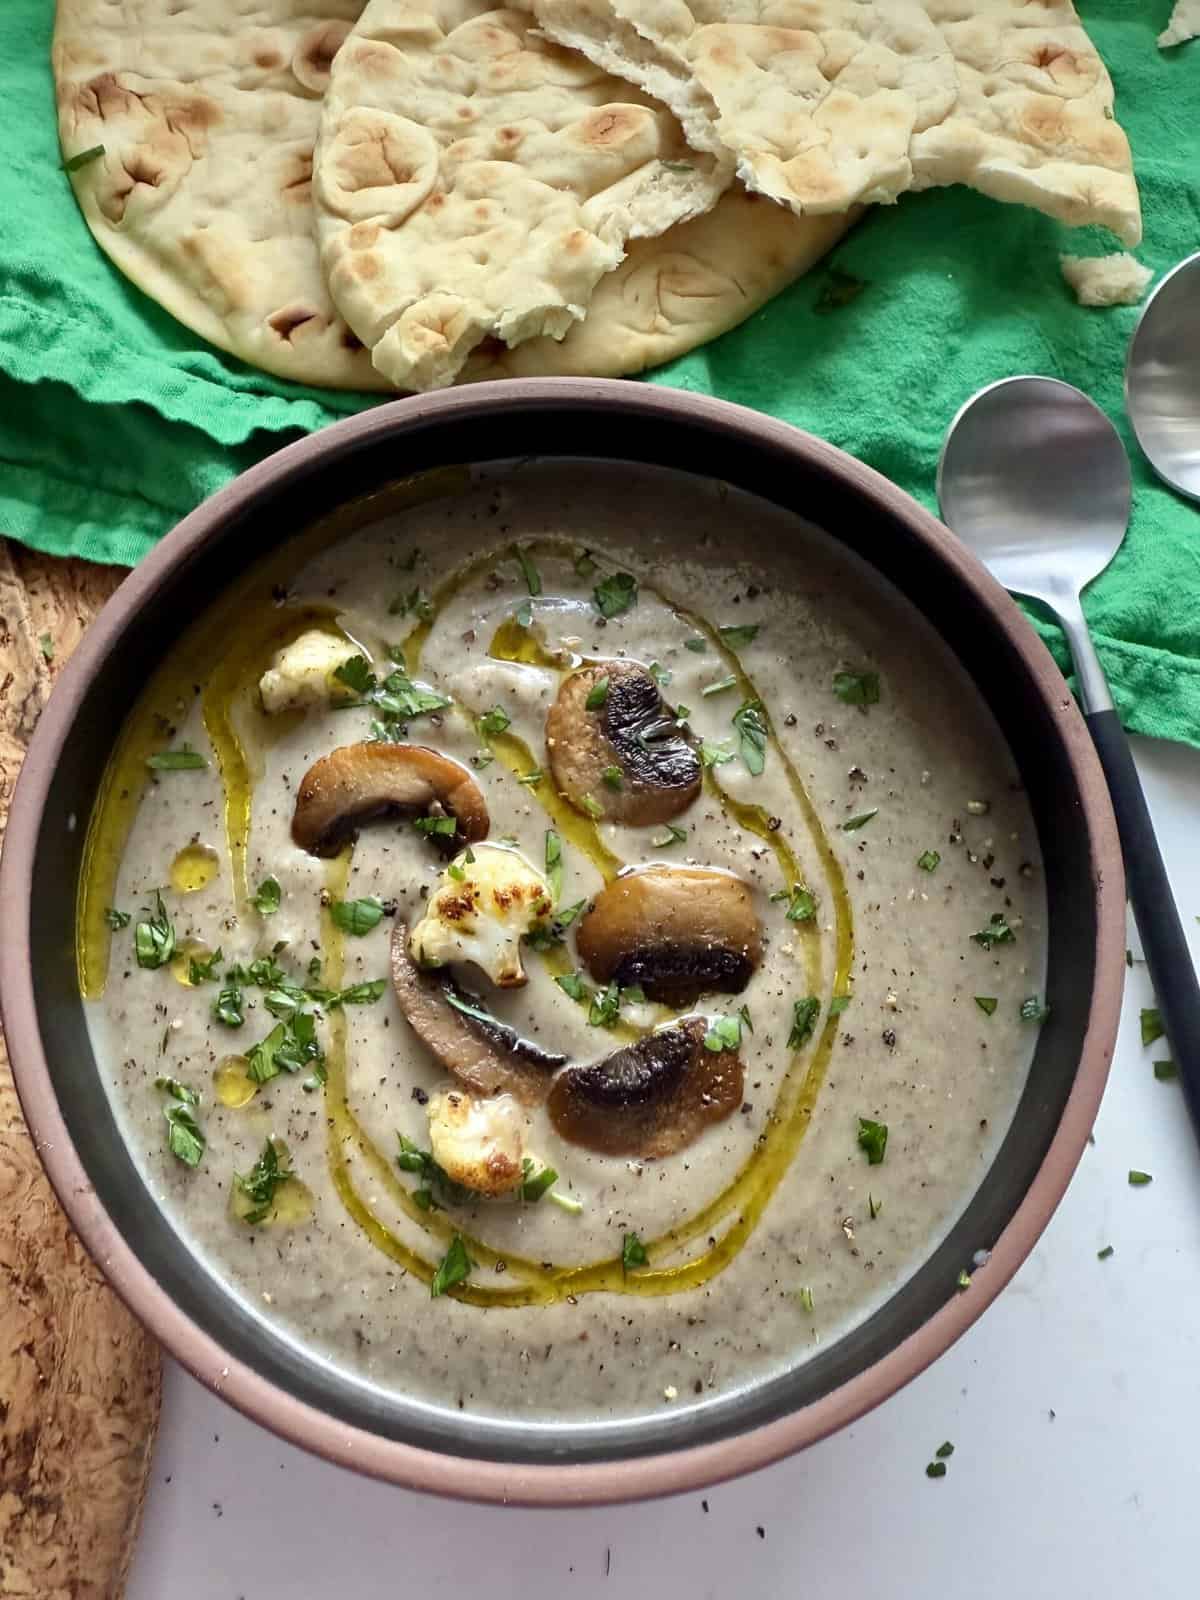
(81, 462, 1047, 1421)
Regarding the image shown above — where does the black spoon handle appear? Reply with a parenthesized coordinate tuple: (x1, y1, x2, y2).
(1086, 708, 1200, 1124)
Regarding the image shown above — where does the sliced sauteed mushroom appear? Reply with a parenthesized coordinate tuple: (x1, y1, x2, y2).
(292, 743, 488, 857)
(409, 843, 553, 988)
(577, 866, 762, 1006)
(390, 921, 566, 1103)
(427, 1087, 526, 1198)
(547, 1018, 743, 1159)
(546, 661, 700, 827)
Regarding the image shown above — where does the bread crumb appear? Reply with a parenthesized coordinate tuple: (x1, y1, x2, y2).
(1060, 253, 1153, 308)
(1159, 0, 1199, 47)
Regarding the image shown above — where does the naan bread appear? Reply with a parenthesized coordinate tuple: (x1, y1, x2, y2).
(1159, 0, 1199, 48)
(523, 0, 1141, 244)
(312, 0, 732, 391)
(53, 1, 390, 389)
(466, 189, 855, 377)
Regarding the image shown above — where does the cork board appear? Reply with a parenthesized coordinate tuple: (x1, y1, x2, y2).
(0, 541, 161, 1600)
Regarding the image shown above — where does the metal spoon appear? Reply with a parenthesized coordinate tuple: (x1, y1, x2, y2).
(1125, 250, 1200, 503)
(938, 375, 1200, 1131)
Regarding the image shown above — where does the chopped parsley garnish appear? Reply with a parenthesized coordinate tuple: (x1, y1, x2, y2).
(684, 637, 707, 653)
(574, 548, 599, 578)
(788, 998, 820, 1048)
(1019, 995, 1050, 1023)
(333, 654, 374, 695)
(105, 906, 131, 930)
(917, 849, 941, 872)
(718, 624, 760, 648)
(156, 1075, 199, 1105)
(700, 740, 735, 768)
(63, 143, 105, 173)
(739, 1003, 753, 1033)
(585, 676, 610, 710)
(580, 794, 603, 819)
(732, 699, 767, 775)
(651, 824, 687, 848)
(925, 1461, 947, 1480)
(868, 1193, 882, 1220)
(1153, 1059, 1177, 1081)
(621, 1232, 649, 1271)
(593, 571, 638, 619)
(796, 1285, 815, 1313)
(246, 1011, 322, 1083)
(520, 1159, 558, 1203)
(832, 668, 880, 708)
(829, 995, 851, 1015)
(974, 996, 998, 1016)
(413, 815, 458, 837)
(512, 543, 542, 595)
(163, 1100, 205, 1168)
(702, 674, 738, 698)
(443, 991, 500, 1028)
(386, 588, 434, 622)
(214, 984, 244, 1028)
(784, 886, 816, 922)
(188, 946, 223, 985)
(525, 897, 586, 952)
(146, 746, 207, 771)
(397, 1134, 474, 1209)
(431, 1235, 473, 1298)
(545, 829, 563, 901)
(841, 808, 878, 832)
(447, 862, 466, 881)
(235, 1139, 293, 1225)
(331, 896, 385, 936)
(334, 654, 451, 736)
(857, 1117, 888, 1165)
(1097, 1244, 1115, 1260)
(1140, 1007, 1164, 1046)
(703, 1014, 742, 1053)
(935, 1441, 954, 1459)
(588, 981, 622, 1028)
(134, 891, 175, 970)
(971, 913, 1015, 949)
(548, 1191, 584, 1215)
(602, 765, 623, 789)
(647, 661, 671, 687)
(556, 972, 591, 1003)
(957, 1269, 972, 1290)
(328, 979, 387, 1007)
(38, 633, 54, 663)
(1128, 1169, 1153, 1187)
(251, 876, 281, 915)
(517, 768, 543, 786)
(478, 705, 511, 737)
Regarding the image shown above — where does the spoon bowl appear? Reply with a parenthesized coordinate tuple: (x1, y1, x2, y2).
(937, 375, 1132, 613)
(1125, 250, 1200, 504)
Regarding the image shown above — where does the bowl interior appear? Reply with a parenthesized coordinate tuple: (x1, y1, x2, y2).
(15, 390, 1108, 1472)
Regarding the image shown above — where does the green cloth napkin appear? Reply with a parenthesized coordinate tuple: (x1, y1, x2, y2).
(3, 2, 1198, 743)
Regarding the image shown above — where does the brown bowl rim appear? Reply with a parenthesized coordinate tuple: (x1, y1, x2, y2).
(0, 377, 1125, 1506)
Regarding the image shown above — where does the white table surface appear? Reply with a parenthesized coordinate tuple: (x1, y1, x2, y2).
(127, 733, 1200, 1600)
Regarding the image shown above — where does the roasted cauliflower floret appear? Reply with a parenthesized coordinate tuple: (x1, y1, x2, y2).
(409, 843, 554, 988)
(258, 629, 362, 714)
(427, 1087, 525, 1197)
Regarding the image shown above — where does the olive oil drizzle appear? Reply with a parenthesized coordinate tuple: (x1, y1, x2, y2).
(77, 466, 468, 999)
(81, 526, 853, 1308)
